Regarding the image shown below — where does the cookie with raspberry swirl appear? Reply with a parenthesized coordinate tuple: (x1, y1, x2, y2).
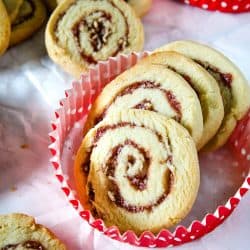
(0, 213, 66, 250)
(84, 63, 204, 146)
(156, 40, 250, 151)
(0, 0, 11, 55)
(75, 109, 200, 234)
(45, 0, 144, 77)
(124, 0, 152, 17)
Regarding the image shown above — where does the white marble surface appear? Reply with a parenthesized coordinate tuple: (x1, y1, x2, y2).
(0, 0, 250, 249)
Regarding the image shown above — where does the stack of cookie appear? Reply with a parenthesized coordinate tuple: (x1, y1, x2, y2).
(74, 40, 250, 234)
(45, 0, 150, 77)
(0, 0, 47, 55)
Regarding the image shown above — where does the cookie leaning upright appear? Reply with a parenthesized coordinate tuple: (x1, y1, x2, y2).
(45, 0, 144, 78)
(10, 0, 47, 46)
(75, 109, 200, 234)
(157, 40, 250, 151)
(0, 213, 66, 249)
(0, 0, 11, 55)
(83, 62, 203, 146)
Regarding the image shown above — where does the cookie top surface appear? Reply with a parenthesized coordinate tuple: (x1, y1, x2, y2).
(0, 213, 66, 250)
(3, 0, 23, 22)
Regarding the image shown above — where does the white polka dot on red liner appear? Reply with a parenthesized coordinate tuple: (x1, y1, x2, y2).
(183, 0, 250, 13)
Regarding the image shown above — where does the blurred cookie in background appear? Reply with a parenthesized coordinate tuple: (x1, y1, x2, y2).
(10, 0, 47, 46)
(3, 0, 23, 23)
(0, 0, 11, 55)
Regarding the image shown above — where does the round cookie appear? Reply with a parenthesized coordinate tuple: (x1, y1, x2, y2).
(75, 109, 200, 234)
(10, 0, 47, 47)
(0, 213, 66, 249)
(142, 51, 224, 150)
(156, 40, 250, 151)
(45, 0, 144, 78)
(0, 0, 11, 55)
(57, 0, 152, 17)
(125, 0, 152, 17)
(3, 0, 23, 23)
(84, 63, 203, 146)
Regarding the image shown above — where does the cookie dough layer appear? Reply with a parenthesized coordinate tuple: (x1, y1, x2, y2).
(46, 0, 144, 77)
(157, 40, 250, 151)
(75, 109, 200, 234)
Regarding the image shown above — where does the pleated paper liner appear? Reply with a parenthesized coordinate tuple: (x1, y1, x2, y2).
(181, 0, 250, 13)
(48, 52, 250, 248)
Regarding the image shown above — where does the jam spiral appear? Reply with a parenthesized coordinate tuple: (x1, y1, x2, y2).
(88, 122, 173, 212)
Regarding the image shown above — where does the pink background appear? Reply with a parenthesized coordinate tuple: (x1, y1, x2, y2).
(0, 0, 250, 249)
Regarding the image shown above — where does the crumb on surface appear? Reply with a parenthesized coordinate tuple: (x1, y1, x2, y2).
(10, 186, 17, 192)
(20, 144, 29, 149)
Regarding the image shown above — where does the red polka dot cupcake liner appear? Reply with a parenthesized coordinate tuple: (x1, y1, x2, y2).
(49, 52, 250, 247)
(182, 0, 250, 13)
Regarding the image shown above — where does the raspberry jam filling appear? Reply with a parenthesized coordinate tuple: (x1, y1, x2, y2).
(83, 123, 173, 213)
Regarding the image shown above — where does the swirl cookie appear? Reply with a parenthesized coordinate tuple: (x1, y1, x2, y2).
(3, 0, 23, 23)
(0, 213, 66, 249)
(84, 63, 203, 146)
(45, 0, 144, 78)
(0, 0, 11, 55)
(75, 109, 200, 234)
(156, 40, 250, 151)
(10, 0, 47, 46)
(142, 51, 224, 150)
